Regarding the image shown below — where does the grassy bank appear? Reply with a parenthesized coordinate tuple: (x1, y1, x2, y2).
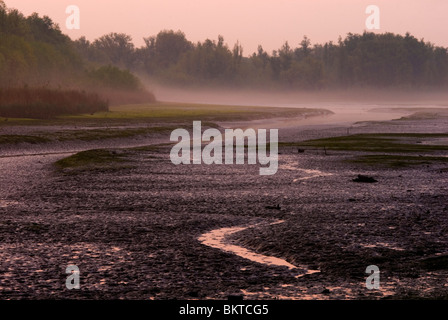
(54, 149, 132, 174)
(349, 155, 448, 167)
(53, 144, 169, 173)
(0, 101, 332, 125)
(65, 102, 333, 122)
(0, 102, 333, 144)
(291, 133, 448, 153)
(288, 133, 448, 167)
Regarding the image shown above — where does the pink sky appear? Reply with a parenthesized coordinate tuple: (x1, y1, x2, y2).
(4, 0, 448, 54)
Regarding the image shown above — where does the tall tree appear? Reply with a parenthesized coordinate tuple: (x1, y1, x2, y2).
(93, 33, 135, 68)
(151, 30, 192, 68)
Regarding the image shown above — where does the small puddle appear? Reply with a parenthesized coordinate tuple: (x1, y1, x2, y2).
(292, 169, 333, 181)
(199, 220, 320, 276)
(280, 161, 333, 181)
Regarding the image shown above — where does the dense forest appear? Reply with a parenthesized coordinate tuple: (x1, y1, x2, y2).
(1, 0, 448, 96)
(0, 1, 155, 114)
(75, 30, 448, 90)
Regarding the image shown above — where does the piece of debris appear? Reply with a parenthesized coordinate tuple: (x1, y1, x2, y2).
(321, 288, 331, 294)
(297, 148, 305, 153)
(352, 174, 377, 183)
(265, 204, 281, 210)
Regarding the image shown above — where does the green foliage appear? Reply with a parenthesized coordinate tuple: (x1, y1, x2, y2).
(91, 32, 135, 68)
(87, 65, 142, 90)
(294, 133, 448, 152)
(0, 3, 153, 102)
(0, 5, 82, 86)
(151, 30, 192, 69)
(25, 12, 69, 45)
(1, 2, 447, 91)
(54, 149, 128, 173)
(76, 29, 448, 89)
(290, 133, 448, 168)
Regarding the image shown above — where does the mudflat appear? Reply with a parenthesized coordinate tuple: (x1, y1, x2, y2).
(0, 104, 448, 300)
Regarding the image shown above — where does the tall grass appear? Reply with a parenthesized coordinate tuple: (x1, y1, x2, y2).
(0, 87, 109, 119)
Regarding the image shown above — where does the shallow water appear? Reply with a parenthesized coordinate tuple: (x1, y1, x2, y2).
(198, 220, 320, 276)
(279, 160, 333, 181)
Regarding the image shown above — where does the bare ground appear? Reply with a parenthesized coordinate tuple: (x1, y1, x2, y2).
(1, 115, 448, 300)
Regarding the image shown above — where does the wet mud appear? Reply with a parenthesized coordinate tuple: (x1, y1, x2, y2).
(1, 114, 448, 300)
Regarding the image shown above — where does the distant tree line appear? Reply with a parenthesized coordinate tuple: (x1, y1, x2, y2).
(74, 30, 448, 89)
(1, 0, 447, 94)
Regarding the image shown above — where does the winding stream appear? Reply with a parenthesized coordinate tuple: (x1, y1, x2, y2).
(198, 220, 320, 276)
